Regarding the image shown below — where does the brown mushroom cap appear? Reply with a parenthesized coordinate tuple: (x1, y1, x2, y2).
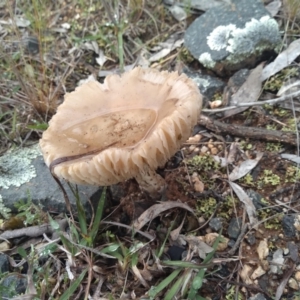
(39, 67, 202, 196)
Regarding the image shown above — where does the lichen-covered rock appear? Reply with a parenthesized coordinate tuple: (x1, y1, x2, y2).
(0, 144, 103, 216)
(184, 0, 281, 75)
(183, 68, 225, 103)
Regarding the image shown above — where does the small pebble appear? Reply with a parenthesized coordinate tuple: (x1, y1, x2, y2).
(200, 146, 208, 153)
(288, 278, 299, 290)
(211, 147, 218, 155)
(193, 147, 200, 153)
(187, 134, 202, 143)
(283, 248, 289, 255)
(295, 271, 300, 282)
(189, 145, 196, 152)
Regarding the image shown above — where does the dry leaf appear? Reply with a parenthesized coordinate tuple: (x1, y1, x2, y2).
(184, 235, 214, 259)
(281, 153, 300, 164)
(228, 152, 263, 181)
(265, 0, 281, 16)
(227, 142, 240, 165)
(240, 264, 254, 285)
(229, 182, 258, 226)
(204, 233, 229, 251)
(224, 64, 263, 118)
(257, 239, 269, 261)
(133, 202, 195, 230)
(261, 39, 300, 81)
(170, 217, 185, 241)
(251, 265, 266, 279)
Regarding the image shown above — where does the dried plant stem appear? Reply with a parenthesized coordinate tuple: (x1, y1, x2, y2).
(202, 90, 300, 113)
(117, 29, 125, 72)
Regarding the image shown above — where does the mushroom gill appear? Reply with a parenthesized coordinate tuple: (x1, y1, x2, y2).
(39, 67, 202, 197)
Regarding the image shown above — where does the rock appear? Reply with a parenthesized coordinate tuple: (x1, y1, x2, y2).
(248, 293, 267, 300)
(282, 215, 296, 238)
(247, 189, 265, 210)
(0, 274, 27, 298)
(168, 5, 187, 21)
(245, 233, 256, 246)
(288, 277, 299, 290)
(164, 0, 230, 11)
(0, 144, 103, 216)
(228, 217, 242, 239)
(167, 245, 185, 260)
(209, 217, 223, 231)
(184, 0, 281, 75)
(0, 253, 10, 273)
(183, 68, 225, 101)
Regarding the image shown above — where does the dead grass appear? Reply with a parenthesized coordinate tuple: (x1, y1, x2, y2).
(0, 0, 179, 153)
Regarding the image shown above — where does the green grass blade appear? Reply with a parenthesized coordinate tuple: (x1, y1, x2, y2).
(69, 183, 87, 236)
(59, 268, 87, 300)
(148, 268, 181, 298)
(90, 187, 107, 243)
(163, 275, 182, 300)
(187, 268, 205, 299)
(162, 260, 211, 269)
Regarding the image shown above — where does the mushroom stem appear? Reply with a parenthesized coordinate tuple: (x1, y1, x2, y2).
(135, 167, 167, 199)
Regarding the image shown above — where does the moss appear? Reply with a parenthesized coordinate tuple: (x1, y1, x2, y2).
(266, 142, 282, 152)
(186, 154, 220, 173)
(258, 208, 283, 230)
(264, 67, 299, 92)
(238, 173, 255, 186)
(258, 170, 281, 187)
(282, 118, 297, 132)
(0, 144, 40, 189)
(285, 166, 300, 183)
(196, 197, 217, 217)
(218, 196, 238, 220)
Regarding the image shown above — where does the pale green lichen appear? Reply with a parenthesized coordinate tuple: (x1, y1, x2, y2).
(199, 52, 216, 68)
(207, 24, 236, 51)
(0, 144, 40, 189)
(204, 15, 280, 66)
(226, 16, 280, 64)
(192, 77, 210, 89)
(227, 16, 279, 53)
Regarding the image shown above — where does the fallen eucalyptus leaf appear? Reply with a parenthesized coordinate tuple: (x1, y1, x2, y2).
(229, 182, 258, 226)
(228, 152, 263, 181)
(133, 202, 195, 230)
(224, 64, 263, 118)
(261, 39, 300, 81)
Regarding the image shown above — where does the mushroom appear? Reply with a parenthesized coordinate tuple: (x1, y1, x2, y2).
(39, 67, 202, 198)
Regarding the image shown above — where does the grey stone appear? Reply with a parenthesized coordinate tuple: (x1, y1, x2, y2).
(209, 217, 223, 231)
(184, 0, 281, 75)
(282, 215, 296, 238)
(0, 144, 103, 215)
(247, 189, 265, 210)
(245, 233, 256, 246)
(0, 253, 10, 273)
(183, 69, 225, 101)
(227, 217, 242, 239)
(248, 293, 267, 300)
(168, 5, 187, 21)
(0, 275, 27, 298)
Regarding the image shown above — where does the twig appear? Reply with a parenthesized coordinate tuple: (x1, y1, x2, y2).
(0, 219, 68, 239)
(198, 115, 298, 146)
(202, 90, 300, 113)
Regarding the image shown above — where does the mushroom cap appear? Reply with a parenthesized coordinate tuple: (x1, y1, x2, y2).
(39, 67, 202, 186)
